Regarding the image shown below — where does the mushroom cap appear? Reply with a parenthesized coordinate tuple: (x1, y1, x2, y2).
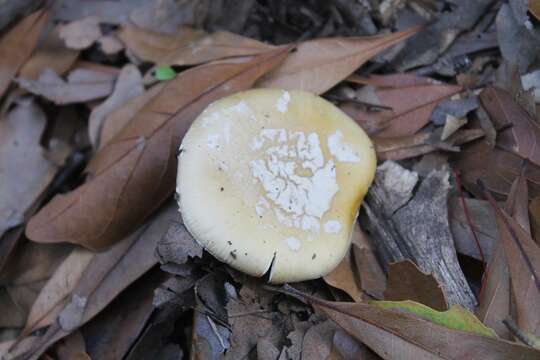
(176, 89, 376, 283)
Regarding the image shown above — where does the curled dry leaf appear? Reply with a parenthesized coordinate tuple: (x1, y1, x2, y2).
(257, 26, 421, 94)
(279, 286, 540, 360)
(0, 8, 49, 98)
(8, 202, 179, 360)
(17, 68, 116, 105)
(88, 64, 144, 148)
(58, 16, 102, 50)
(117, 24, 204, 63)
(384, 260, 448, 311)
(25, 46, 290, 250)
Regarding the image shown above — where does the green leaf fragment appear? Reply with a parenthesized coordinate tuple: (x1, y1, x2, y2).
(370, 300, 498, 338)
(154, 66, 177, 81)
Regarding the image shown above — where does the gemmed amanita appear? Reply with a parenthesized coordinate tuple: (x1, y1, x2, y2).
(176, 89, 376, 283)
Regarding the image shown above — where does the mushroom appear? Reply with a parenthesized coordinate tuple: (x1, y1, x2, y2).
(176, 88, 376, 283)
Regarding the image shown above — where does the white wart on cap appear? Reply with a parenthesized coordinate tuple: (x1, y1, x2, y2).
(176, 89, 376, 283)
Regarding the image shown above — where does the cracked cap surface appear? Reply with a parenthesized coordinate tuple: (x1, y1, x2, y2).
(176, 88, 376, 283)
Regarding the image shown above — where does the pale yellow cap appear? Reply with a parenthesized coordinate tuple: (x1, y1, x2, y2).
(176, 89, 376, 283)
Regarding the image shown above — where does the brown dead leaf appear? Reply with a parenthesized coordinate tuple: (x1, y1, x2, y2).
(384, 260, 448, 311)
(0, 8, 49, 98)
(480, 86, 540, 168)
(226, 281, 279, 360)
(280, 286, 540, 360)
(324, 246, 364, 302)
(257, 339, 280, 360)
(0, 240, 71, 291)
(88, 64, 144, 148)
(8, 202, 179, 360)
(455, 140, 540, 198)
(333, 330, 379, 360)
(22, 248, 94, 336)
(58, 16, 102, 50)
(484, 187, 540, 335)
(161, 30, 274, 67)
(351, 83, 462, 138)
(81, 270, 165, 360)
(374, 128, 483, 161)
(340, 102, 388, 135)
(129, 0, 201, 34)
(301, 321, 337, 360)
(156, 218, 203, 265)
(17, 68, 116, 105)
(117, 24, 204, 63)
(0, 282, 44, 329)
(477, 240, 511, 339)
(257, 27, 420, 94)
(0, 98, 60, 237)
(351, 225, 386, 300)
(530, 196, 540, 244)
(54, 331, 86, 360)
(324, 223, 385, 302)
(25, 46, 290, 250)
(99, 83, 165, 149)
(125, 299, 186, 360)
(531, 0, 540, 21)
(0, 287, 25, 327)
(19, 25, 79, 80)
(191, 273, 231, 358)
(504, 163, 531, 233)
(0, 337, 38, 360)
(449, 197, 498, 261)
(347, 73, 438, 88)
